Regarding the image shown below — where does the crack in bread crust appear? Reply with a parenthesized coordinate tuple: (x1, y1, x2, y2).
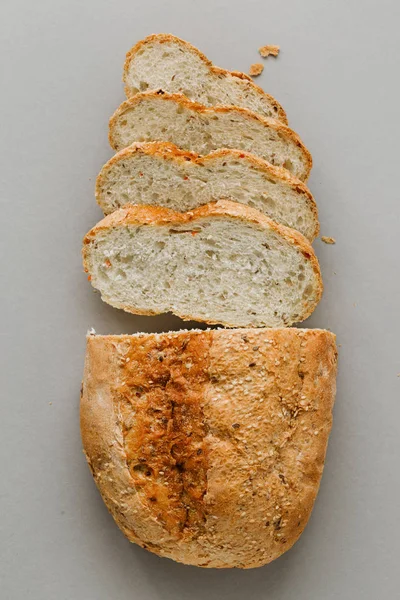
(115, 331, 212, 541)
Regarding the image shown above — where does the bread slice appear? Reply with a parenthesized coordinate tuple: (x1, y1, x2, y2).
(123, 33, 287, 123)
(96, 142, 319, 241)
(82, 200, 322, 328)
(108, 92, 312, 182)
(81, 327, 338, 568)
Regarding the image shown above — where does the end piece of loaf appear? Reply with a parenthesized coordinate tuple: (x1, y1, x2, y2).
(123, 33, 287, 123)
(81, 327, 338, 568)
(96, 142, 319, 241)
(82, 200, 322, 328)
(108, 92, 312, 181)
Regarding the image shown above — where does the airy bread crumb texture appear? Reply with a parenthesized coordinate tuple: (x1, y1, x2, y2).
(109, 92, 312, 181)
(83, 202, 322, 328)
(123, 34, 287, 122)
(96, 143, 319, 240)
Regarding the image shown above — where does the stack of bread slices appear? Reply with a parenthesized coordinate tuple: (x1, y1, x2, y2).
(81, 34, 338, 569)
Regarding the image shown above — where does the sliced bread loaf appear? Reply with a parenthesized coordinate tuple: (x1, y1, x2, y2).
(123, 33, 287, 123)
(81, 328, 337, 568)
(82, 200, 322, 328)
(96, 142, 319, 241)
(109, 92, 312, 181)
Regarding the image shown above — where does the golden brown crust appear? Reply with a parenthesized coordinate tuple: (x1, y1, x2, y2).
(81, 328, 338, 568)
(107, 91, 312, 181)
(116, 332, 211, 539)
(95, 142, 319, 240)
(82, 200, 323, 326)
(123, 33, 288, 124)
(80, 335, 179, 549)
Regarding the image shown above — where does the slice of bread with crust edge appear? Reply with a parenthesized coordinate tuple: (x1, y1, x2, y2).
(82, 200, 323, 328)
(96, 142, 319, 241)
(123, 33, 287, 123)
(108, 92, 312, 182)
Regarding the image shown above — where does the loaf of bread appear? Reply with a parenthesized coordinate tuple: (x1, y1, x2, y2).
(123, 33, 287, 123)
(81, 328, 338, 568)
(96, 142, 319, 241)
(82, 200, 322, 328)
(108, 92, 312, 181)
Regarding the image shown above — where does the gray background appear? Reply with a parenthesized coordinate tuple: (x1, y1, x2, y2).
(1, 0, 399, 598)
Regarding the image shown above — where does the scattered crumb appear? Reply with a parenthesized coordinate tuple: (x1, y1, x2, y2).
(353, 303, 357, 307)
(397, 373, 400, 377)
(249, 63, 264, 77)
(49, 402, 52, 405)
(321, 236, 336, 245)
(333, 271, 337, 275)
(259, 45, 280, 58)
(338, 344, 342, 347)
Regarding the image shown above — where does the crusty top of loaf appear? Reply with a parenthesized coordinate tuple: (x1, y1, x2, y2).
(81, 328, 338, 568)
(123, 33, 288, 124)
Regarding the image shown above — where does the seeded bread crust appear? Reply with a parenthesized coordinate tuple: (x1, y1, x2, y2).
(123, 33, 288, 124)
(82, 200, 323, 326)
(95, 142, 319, 241)
(81, 328, 338, 568)
(108, 91, 312, 181)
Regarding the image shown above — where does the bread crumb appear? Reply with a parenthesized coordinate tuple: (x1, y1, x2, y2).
(321, 236, 336, 245)
(249, 63, 264, 77)
(49, 402, 52, 405)
(259, 45, 280, 58)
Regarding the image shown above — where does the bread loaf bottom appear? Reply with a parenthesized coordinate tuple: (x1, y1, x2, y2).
(81, 327, 337, 568)
(82, 200, 323, 328)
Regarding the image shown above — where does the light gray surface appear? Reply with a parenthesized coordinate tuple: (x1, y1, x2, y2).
(1, 0, 399, 597)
